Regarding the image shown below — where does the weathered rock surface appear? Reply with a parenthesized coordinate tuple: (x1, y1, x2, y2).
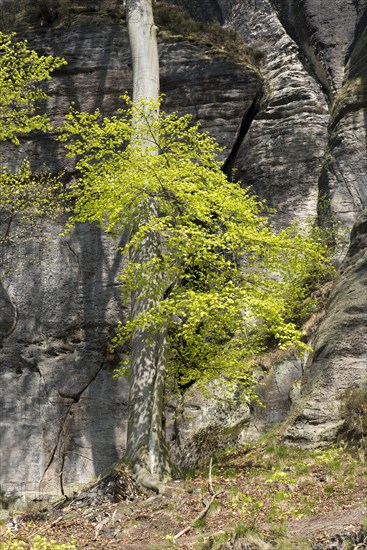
(321, 19, 367, 229)
(168, 382, 251, 470)
(0, 7, 262, 495)
(172, 0, 367, 462)
(172, 0, 330, 224)
(284, 210, 367, 446)
(1, 0, 367, 496)
(0, 283, 17, 340)
(262, 0, 367, 228)
(1, 223, 129, 496)
(174, 0, 367, 228)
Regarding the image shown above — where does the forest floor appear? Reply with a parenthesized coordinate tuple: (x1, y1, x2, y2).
(1, 439, 367, 549)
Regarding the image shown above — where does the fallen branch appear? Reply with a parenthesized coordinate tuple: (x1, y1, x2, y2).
(208, 457, 214, 495)
(173, 490, 225, 541)
(32, 515, 64, 536)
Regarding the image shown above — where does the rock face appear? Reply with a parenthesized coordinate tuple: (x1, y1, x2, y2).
(170, 0, 367, 455)
(0, 283, 17, 340)
(0, 7, 261, 496)
(168, 382, 251, 471)
(173, 0, 367, 228)
(270, 0, 367, 228)
(1, 0, 367, 495)
(172, 0, 330, 225)
(0, 223, 129, 496)
(284, 210, 367, 446)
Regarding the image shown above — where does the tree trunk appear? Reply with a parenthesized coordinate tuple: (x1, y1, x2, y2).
(125, 230, 172, 486)
(125, 0, 172, 489)
(126, 0, 159, 102)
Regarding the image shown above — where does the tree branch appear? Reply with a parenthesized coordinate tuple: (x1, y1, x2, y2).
(173, 489, 225, 541)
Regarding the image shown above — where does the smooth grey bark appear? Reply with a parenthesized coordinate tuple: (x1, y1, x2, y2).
(125, 0, 172, 488)
(126, 0, 159, 102)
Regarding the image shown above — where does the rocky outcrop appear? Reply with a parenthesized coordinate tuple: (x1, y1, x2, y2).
(0, 222, 129, 497)
(2, 0, 367, 496)
(0, 8, 261, 496)
(267, 0, 367, 227)
(171, 0, 367, 452)
(321, 20, 367, 229)
(168, 382, 251, 471)
(284, 210, 367, 446)
(172, 0, 330, 225)
(173, 0, 367, 230)
(0, 283, 17, 340)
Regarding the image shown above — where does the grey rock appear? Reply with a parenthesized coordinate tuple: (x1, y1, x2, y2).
(0, 282, 17, 341)
(1, 222, 129, 496)
(1, 0, 367, 494)
(284, 210, 367, 446)
(172, 0, 330, 225)
(0, 10, 261, 495)
(166, 0, 228, 24)
(169, 381, 251, 471)
(227, 0, 330, 225)
(271, 0, 365, 95)
(167, 0, 367, 451)
(167, 357, 304, 467)
(320, 20, 367, 230)
(240, 358, 303, 442)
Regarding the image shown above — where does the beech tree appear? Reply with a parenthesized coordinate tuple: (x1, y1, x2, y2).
(125, 0, 171, 489)
(0, 32, 65, 257)
(58, 0, 332, 491)
(59, 97, 331, 488)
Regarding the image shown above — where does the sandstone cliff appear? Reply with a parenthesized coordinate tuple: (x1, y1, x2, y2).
(1, 0, 367, 496)
(0, 1, 261, 495)
(172, 0, 367, 451)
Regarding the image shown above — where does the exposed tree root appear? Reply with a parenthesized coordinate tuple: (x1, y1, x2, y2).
(133, 464, 167, 495)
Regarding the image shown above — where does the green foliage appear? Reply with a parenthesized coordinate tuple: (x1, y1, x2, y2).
(0, 533, 78, 549)
(309, 447, 344, 467)
(0, 32, 65, 265)
(59, 95, 333, 399)
(269, 521, 288, 539)
(192, 516, 207, 529)
(0, 162, 62, 251)
(196, 530, 230, 550)
(0, 32, 66, 143)
(230, 488, 264, 528)
(221, 441, 365, 530)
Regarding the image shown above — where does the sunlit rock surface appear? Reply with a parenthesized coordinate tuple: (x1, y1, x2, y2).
(0, 7, 261, 495)
(284, 210, 367, 446)
(1, 0, 367, 494)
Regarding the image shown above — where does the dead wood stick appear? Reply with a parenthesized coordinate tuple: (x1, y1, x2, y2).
(173, 490, 225, 541)
(32, 515, 64, 536)
(208, 457, 214, 495)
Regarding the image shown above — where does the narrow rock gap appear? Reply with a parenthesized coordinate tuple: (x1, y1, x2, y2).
(41, 401, 74, 490)
(64, 241, 81, 272)
(221, 88, 263, 181)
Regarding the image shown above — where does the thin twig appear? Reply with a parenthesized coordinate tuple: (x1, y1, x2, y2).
(173, 490, 225, 541)
(208, 457, 214, 495)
